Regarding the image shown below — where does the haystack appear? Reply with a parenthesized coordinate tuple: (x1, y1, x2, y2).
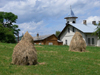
(11, 31, 38, 65)
(69, 31, 86, 52)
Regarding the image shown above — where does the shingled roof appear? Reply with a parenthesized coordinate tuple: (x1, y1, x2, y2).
(33, 34, 56, 41)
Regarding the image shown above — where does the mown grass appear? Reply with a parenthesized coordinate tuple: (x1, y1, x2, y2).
(0, 43, 100, 75)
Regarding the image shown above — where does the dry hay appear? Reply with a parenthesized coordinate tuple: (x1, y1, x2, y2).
(11, 31, 38, 65)
(69, 31, 86, 52)
(39, 62, 46, 65)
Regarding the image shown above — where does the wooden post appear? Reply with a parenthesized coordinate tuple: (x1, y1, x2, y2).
(18, 32, 19, 43)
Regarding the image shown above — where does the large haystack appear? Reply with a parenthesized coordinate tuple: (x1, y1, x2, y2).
(11, 31, 38, 65)
(69, 31, 86, 52)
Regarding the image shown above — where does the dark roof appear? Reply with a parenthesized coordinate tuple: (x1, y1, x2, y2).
(33, 34, 57, 41)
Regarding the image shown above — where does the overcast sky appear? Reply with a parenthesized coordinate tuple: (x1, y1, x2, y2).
(0, 0, 100, 36)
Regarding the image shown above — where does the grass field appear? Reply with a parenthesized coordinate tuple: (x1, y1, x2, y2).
(0, 43, 100, 75)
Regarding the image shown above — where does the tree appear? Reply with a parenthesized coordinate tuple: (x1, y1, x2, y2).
(0, 12, 20, 36)
(0, 12, 4, 23)
(93, 22, 100, 39)
(0, 23, 16, 43)
(0, 12, 20, 43)
(55, 31, 61, 37)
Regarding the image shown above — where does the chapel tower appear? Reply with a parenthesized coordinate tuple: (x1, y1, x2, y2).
(64, 6, 78, 24)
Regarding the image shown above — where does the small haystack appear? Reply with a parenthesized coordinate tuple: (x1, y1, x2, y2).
(69, 31, 86, 52)
(11, 31, 38, 65)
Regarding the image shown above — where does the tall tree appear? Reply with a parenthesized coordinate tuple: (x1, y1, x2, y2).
(0, 23, 16, 43)
(55, 31, 61, 37)
(93, 22, 100, 39)
(0, 12, 4, 23)
(0, 12, 20, 43)
(0, 12, 20, 36)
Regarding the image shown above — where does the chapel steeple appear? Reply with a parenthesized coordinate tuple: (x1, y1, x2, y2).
(64, 6, 78, 24)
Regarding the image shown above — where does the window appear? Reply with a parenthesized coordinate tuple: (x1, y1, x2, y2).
(65, 40, 67, 45)
(73, 27, 75, 32)
(73, 21, 75, 23)
(68, 28, 70, 33)
(88, 38, 90, 45)
(67, 21, 69, 24)
(49, 42, 53, 45)
(92, 38, 94, 44)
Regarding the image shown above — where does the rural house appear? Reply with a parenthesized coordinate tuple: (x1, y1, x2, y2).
(58, 7, 100, 46)
(33, 34, 62, 45)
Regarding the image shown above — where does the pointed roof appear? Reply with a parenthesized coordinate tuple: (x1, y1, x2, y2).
(64, 7, 78, 19)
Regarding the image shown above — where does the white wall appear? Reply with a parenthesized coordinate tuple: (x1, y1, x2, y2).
(60, 25, 100, 46)
(66, 18, 76, 23)
(97, 39, 100, 46)
(60, 25, 76, 45)
(86, 34, 100, 46)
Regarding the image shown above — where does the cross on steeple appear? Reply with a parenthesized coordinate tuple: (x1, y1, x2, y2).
(70, 5, 71, 9)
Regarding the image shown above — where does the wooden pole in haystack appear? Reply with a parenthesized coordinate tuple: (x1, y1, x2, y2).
(18, 32, 19, 43)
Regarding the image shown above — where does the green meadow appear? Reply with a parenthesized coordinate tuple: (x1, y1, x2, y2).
(0, 43, 100, 75)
